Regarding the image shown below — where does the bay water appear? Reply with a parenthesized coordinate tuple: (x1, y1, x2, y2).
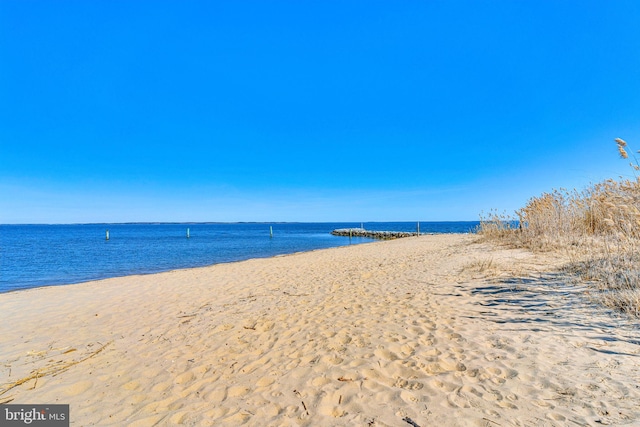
(0, 222, 478, 293)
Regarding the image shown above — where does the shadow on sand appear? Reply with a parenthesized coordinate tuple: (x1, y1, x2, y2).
(461, 272, 640, 355)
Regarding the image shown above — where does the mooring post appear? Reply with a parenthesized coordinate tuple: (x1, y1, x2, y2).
(106, 230, 110, 241)
(270, 226, 273, 238)
(187, 228, 190, 238)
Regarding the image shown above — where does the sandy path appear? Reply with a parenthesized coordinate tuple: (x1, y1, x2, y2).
(1, 234, 639, 426)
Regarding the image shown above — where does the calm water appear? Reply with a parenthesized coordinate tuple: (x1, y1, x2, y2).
(0, 222, 478, 293)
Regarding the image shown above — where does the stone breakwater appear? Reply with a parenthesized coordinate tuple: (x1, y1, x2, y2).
(331, 228, 418, 239)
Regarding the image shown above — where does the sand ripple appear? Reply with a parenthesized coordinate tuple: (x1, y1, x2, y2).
(1, 235, 640, 426)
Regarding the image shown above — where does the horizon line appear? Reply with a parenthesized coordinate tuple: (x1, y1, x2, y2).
(0, 220, 481, 226)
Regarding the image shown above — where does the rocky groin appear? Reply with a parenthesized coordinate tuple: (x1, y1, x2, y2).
(331, 228, 418, 240)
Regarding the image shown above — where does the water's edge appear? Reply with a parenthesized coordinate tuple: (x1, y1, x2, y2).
(0, 222, 479, 293)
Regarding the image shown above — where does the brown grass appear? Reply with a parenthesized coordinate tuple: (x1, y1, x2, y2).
(478, 138, 640, 316)
(461, 257, 498, 277)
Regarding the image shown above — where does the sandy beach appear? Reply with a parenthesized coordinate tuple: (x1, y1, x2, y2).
(1, 234, 639, 426)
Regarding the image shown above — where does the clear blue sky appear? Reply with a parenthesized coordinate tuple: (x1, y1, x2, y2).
(1, 1, 639, 223)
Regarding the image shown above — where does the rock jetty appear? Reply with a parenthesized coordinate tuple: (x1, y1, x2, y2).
(331, 228, 417, 240)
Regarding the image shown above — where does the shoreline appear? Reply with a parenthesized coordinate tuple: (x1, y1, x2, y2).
(1, 230, 474, 296)
(1, 234, 639, 426)
(1, 223, 480, 295)
(0, 236, 386, 296)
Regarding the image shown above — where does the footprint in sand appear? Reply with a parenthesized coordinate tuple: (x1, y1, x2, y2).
(228, 385, 251, 397)
(448, 333, 464, 342)
(490, 376, 506, 385)
(422, 347, 441, 357)
(259, 404, 281, 417)
(206, 387, 228, 403)
(63, 380, 93, 396)
(400, 390, 424, 403)
(175, 371, 195, 384)
(141, 397, 183, 414)
(547, 412, 566, 421)
(393, 378, 424, 390)
(461, 385, 483, 398)
(128, 394, 147, 404)
(206, 407, 229, 418)
(317, 392, 348, 418)
(300, 354, 320, 365)
(486, 367, 502, 376)
(532, 399, 554, 408)
(127, 414, 165, 427)
(399, 343, 416, 356)
(222, 411, 251, 425)
(481, 388, 502, 402)
(418, 333, 436, 346)
(352, 336, 367, 347)
(325, 356, 343, 365)
(484, 353, 503, 362)
(432, 379, 458, 392)
(311, 376, 332, 387)
(374, 348, 398, 361)
(450, 346, 465, 354)
(169, 411, 188, 424)
(407, 326, 425, 335)
(149, 378, 172, 392)
(423, 362, 445, 375)
(446, 388, 473, 408)
(255, 320, 275, 332)
(256, 376, 276, 387)
(122, 380, 141, 391)
(284, 405, 299, 417)
(497, 400, 518, 409)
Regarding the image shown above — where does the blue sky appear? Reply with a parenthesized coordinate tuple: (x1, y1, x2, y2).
(1, 1, 640, 223)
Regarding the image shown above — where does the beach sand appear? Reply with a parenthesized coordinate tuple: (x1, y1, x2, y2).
(1, 234, 640, 426)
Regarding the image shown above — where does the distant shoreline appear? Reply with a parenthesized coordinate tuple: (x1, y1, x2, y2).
(0, 220, 479, 226)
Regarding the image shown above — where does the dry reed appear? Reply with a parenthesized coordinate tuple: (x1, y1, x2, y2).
(0, 341, 112, 397)
(478, 138, 640, 316)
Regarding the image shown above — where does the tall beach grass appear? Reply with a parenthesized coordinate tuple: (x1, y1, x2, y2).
(479, 138, 640, 317)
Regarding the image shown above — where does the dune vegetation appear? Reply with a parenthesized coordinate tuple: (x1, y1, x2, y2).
(479, 138, 640, 317)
